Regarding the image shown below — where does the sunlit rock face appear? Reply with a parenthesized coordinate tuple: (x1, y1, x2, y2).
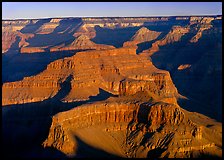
(2, 47, 178, 105)
(2, 15, 222, 158)
(131, 27, 161, 43)
(43, 97, 222, 158)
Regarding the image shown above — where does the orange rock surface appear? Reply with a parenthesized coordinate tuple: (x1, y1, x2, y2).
(2, 47, 179, 105)
(50, 35, 115, 52)
(131, 27, 161, 43)
(43, 97, 222, 158)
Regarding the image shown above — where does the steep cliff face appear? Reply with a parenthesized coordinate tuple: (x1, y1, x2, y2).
(2, 57, 74, 105)
(60, 47, 178, 102)
(2, 47, 178, 105)
(43, 98, 222, 158)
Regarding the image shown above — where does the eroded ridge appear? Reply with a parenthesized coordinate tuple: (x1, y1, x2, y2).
(43, 97, 221, 158)
(2, 47, 178, 105)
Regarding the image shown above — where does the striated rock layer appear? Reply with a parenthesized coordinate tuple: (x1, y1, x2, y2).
(2, 47, 178, 105)
(43, 95, 222, 158)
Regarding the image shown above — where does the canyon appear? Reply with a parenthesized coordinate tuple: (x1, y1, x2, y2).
(2, 15, 222, 158)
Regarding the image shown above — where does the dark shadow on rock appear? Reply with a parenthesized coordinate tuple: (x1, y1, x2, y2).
(149, 27, 222, 122)
(136, 39, 158, 54)
(26, 18, 82, 47)
(51, 75, 73, 101)
(88, 88, 117, 102)
(136, 19, 189, 54)
(2, 136, 68, 158)
(136, 103, 152, 124)
(147, 147, 166, 158)
(73, 135, 121, 158)
(92, 26, 141, 48)
(2, 50, 77, 83)
(2, 47, 98, 84)
(143, 17, 189, 32)
(196, 153, 222, 158)
(3, 36, 21, 57)
(20, 18, 51, 34)
(2, 86, 117, 158)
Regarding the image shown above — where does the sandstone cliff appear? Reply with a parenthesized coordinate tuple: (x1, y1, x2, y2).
(43, 96, 222, 158)
(2, 47, 178, 105)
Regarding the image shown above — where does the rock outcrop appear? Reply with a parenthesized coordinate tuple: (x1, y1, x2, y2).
(190, 17, 214, 43)
(20, 46, 46, 53)
(2, 47, 178, 105)
(177, 64, 191, 70)
(43, 97, 222, 158)
(131, 27, 161, 43)
(50, 34, 115, 52)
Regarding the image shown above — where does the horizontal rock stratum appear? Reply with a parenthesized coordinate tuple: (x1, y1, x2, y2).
(43, 96, 222, 158)
(2, 15, 222, 158)
(2, 47, 178, 105)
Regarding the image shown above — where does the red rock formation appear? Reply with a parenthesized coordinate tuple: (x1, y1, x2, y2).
(2, 16, 222, 158)
(131, 27, 161, 43)
(123, 27, 161, 48)
(20, 47, 46, 53)
(43, 98, 222, 158)
(50, 35, 115, 52)
(2, 47, 178, 105)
